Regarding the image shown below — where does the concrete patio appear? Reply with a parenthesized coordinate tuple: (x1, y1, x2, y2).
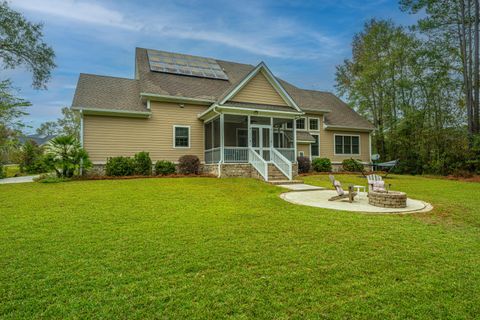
(280, 189, 432, 214)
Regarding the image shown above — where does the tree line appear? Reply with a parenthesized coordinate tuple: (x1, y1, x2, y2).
(336, 1, 480, 175)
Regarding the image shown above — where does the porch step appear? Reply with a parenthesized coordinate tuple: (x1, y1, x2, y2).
(269, 179, 304, 185)
(268, 164, 288, 180)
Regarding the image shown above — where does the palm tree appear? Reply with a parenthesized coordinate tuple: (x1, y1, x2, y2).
(45, 135, 90, 177)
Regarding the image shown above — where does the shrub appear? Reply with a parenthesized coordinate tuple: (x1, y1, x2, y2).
(105, 156, 134, 176)
(35, 174, 70, 183)
(133, 151, 152, 175)
(342, 158, 364, 172)
(312, 158, 332, 172)
(155, 160, 176, 175)
(0, 163, 5, 179)
(297, 156, 311, 174)
(44, 136, 91, 178)
(19, 140, 45, 174)
(178, 155, 200, 174)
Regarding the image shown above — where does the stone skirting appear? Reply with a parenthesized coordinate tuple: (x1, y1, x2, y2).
(368, 191, 407, 208)
(86, 162, 298, 181)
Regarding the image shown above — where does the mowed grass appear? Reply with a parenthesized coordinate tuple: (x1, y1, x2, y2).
(1, 175, 479, 319)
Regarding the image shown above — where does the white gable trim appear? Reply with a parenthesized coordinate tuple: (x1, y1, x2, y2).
(219, 62, 302, 112)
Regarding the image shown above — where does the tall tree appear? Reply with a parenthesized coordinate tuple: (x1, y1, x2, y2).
(37, 107, 80, 139)
(336, 18, 466, 175)
(400, 0, 480, 140)
(0, 1, 55, 89)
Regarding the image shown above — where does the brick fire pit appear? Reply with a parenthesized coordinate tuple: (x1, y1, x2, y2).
(368, 191, 407, 208)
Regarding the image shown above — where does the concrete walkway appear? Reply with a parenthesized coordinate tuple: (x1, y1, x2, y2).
(278, 183, 325, 191)
(0, 175, 38, 184)
(281, 189, 433, 214)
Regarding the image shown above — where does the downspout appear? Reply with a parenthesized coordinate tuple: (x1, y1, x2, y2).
(79, 109, 84, 175)
(210, 105, 222, 178)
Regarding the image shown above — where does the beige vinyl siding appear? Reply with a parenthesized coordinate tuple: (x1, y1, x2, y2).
(297, 144, 310, 157)
(229, 71, 288, 106)
(83, 101, 207, 163)
(320, 129, 370, 163)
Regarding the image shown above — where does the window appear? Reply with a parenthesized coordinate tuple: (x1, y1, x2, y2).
(298, 151, 305, 157)
(335, 135, 360, 154)
(311, 134, 319, 157)
(174, 126, 190, 148)
(309, 118, 319, 130)
(296, 117, 306, 130)
(286, 121, 293, 129)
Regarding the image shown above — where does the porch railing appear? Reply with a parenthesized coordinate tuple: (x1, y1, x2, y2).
(271, 148, 292, 180)
(276, 148, 296, 162)
(205, 147, 221, 164)
(224, 147, 248, 163)
(249, 147, 268, 181)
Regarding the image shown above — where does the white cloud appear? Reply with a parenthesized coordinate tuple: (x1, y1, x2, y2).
(12, 0, 140, 30)
(12, 0, 340, 59)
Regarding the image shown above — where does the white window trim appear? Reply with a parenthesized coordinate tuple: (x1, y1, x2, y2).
(298, 151, 305, 157)
(296, 117, 307, 131)
(310, 133, 320, 158)
(333, 134, 361, 156)
(308, 117, 320, 131)
(173, 125, 191, 148)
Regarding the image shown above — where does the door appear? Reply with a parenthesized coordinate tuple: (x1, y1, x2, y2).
(250, 125, 271, 161)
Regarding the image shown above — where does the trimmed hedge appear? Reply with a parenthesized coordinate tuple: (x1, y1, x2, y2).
(133, 152, 152, 175)
(178, 155, 200, 174)
(105, 156, 135, 176)
(312, 158, 332, 172)
(297, 156, 311, 174)
(0, 163, 5, 179)
(342, 158, 364, 172)
(155, 160, 176, 175)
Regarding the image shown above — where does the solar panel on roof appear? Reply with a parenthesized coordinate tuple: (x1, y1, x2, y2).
(146, 50, 229, 80)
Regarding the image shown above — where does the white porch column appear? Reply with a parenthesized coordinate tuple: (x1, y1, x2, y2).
(220, 113, 224, 163)
(247, 115, 251, 148)
(293, 118, 297, 162)
(270, 117, 274, 150)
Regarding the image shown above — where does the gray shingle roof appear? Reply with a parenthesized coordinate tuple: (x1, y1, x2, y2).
(72, 74, 144, 112)
(72, 47, 374, 130)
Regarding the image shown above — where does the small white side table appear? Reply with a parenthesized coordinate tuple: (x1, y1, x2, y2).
(353, 185, 367, 198)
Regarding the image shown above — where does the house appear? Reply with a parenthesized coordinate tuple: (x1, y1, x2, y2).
(18, 134, 56, 146)
(71, 48, 374, 181)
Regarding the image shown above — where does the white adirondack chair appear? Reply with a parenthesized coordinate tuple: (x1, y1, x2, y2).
(367, 174, 390, 192)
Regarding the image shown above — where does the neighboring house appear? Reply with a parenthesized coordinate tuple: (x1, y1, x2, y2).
(18, 134, 56, 146)
(71, 48, 374, 181)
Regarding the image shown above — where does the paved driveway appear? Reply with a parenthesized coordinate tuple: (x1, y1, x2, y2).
(0, 175, 38, 184)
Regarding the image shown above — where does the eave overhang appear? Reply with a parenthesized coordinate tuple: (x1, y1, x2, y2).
(72, 107, 151, 118)
(140, 92, 214, 105)
(198, 103, 304, 121)
(324, 124, 374, 132)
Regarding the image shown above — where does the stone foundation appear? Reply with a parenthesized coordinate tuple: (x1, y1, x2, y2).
(86, 162, 298, 181)
(368, 191, 407, 208)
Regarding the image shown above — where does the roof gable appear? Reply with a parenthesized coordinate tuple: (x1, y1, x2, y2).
(219, 62, 302, 112)
(228, 71, 288, 106)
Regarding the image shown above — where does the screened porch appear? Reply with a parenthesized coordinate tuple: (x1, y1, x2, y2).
(204, 114, 297, 164)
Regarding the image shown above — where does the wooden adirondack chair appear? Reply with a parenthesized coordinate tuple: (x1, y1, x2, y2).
(328, 175, 357, 203)
(367, 174, 391, 192)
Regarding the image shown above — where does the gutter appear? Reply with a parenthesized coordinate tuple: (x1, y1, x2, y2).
(72, 107, 151, 118)
(324, 124, 374, 132)
(140, 92, 214, 105)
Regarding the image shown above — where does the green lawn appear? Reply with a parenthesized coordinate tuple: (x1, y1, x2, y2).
(1, 175, 479, 319)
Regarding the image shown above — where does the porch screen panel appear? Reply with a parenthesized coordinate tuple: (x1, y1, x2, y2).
(205, 121, 212, 149)
(213, 117, 220, 148)
(224, 115, 248, 147)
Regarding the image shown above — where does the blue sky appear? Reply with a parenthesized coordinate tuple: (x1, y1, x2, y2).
(9, 0, 418, 132)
